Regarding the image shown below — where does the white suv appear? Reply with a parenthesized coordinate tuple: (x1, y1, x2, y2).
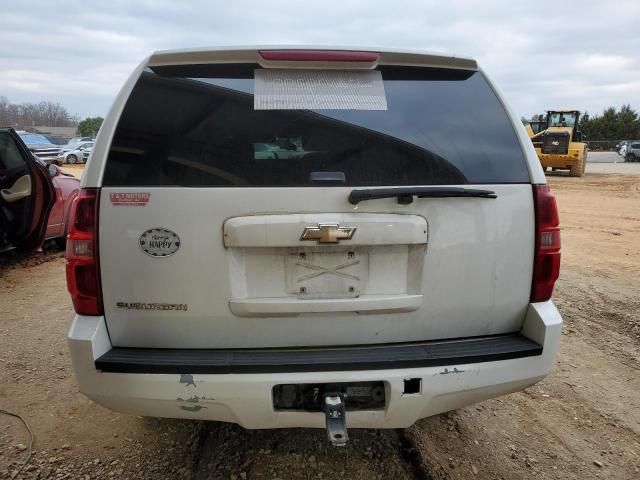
(66, 47, 562, 446)
(625, 141, 640, 162)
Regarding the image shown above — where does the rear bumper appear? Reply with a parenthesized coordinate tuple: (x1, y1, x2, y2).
(95, 334, 542, 374)
(67, 302, 562, 429)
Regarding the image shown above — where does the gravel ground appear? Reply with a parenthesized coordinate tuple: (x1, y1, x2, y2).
(1, 171, 639, 479)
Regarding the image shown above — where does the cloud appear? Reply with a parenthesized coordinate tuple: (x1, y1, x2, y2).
(0, 0, 638, 118)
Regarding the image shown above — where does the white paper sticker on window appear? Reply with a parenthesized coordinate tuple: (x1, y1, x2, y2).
(254, 69, 387, 110)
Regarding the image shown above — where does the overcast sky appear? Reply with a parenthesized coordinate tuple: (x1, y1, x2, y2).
(1, 0, 638, 120)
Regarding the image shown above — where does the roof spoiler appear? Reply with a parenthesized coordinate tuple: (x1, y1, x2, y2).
(147, 46, 478, 71)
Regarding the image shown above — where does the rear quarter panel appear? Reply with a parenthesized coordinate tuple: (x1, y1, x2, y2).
(46, 175, 79, 239)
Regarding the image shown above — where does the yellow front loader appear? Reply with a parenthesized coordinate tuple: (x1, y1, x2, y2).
(526, 110, 588, 177)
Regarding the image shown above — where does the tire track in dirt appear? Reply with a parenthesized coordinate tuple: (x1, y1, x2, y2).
(191, 421, 435, 480)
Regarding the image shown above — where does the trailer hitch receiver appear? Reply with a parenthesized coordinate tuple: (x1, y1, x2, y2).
(323, 393, 348, 446)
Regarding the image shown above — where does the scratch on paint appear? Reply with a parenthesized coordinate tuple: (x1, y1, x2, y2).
(180, 405, 207, 412)
(179, 374, 196, 387)
(176, 394, 215, 412)
(439, 367, 466, 375)
(177, 395, 215, 402)
(180, 396, 211, 403)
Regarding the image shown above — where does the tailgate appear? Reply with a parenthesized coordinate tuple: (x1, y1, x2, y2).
(99, 185, 534, 348)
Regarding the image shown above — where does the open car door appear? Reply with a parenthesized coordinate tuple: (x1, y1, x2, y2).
(0, 128, 56, 253)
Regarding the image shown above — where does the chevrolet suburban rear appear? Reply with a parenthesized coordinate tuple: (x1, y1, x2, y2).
(66, 47, 562, 446)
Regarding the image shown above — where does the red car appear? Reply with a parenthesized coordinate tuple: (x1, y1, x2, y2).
(0, 128, 79, 253)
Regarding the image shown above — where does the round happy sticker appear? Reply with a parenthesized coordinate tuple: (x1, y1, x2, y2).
(139, 228, 180, 257)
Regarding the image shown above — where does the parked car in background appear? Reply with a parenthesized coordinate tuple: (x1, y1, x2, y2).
(59, 141, 94, 164)
(66, 137, 94, 148)
(0, 128, 80, 252)
(625, 141, 640, 162)
(616, 141, 628, 156)
(1, 129, 56, 252)
(81, 144, 93, 163)
(66, 47, 563, 447)
(45, 135, 68, 145)
(17, 131, 63, 165)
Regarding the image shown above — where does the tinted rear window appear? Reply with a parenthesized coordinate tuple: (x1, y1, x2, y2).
(103, 65, 528, 186)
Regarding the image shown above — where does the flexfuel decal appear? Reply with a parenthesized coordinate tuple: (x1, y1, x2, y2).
(110, 192, 150, 206)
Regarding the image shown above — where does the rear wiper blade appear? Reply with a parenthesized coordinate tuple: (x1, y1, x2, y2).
(348, 187, 497, 205)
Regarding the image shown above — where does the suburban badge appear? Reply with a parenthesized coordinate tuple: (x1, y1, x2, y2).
(139, 228, 180, 257)
(301, 223, 356, 244)
(116, 302, 188, 311)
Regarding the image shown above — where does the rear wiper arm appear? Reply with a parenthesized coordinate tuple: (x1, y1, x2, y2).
(348, 186, 497, 205)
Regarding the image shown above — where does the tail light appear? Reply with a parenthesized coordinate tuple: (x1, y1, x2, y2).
(66, 188, 103, 315)
(531, 184, 561, 302)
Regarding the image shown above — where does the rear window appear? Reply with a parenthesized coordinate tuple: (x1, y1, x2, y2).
(103, 64, 529, 186)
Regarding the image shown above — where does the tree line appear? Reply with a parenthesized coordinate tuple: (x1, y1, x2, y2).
(0, 96, 78, 128)
(77, 117, 104, 137)
(579, 105, 639, 141)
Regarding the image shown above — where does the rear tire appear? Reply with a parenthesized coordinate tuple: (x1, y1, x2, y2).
(626, 153, 636, 162)
(569, 152, 586, 177)
(67, 154, 77, 164)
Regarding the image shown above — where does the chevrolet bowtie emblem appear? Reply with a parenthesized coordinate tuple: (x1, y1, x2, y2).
(301, 223, 356, 244)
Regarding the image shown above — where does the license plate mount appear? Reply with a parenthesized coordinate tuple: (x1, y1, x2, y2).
(285, 250, 368, 298)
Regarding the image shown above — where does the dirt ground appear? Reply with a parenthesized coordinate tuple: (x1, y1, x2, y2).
(1, 170, 639, 479)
